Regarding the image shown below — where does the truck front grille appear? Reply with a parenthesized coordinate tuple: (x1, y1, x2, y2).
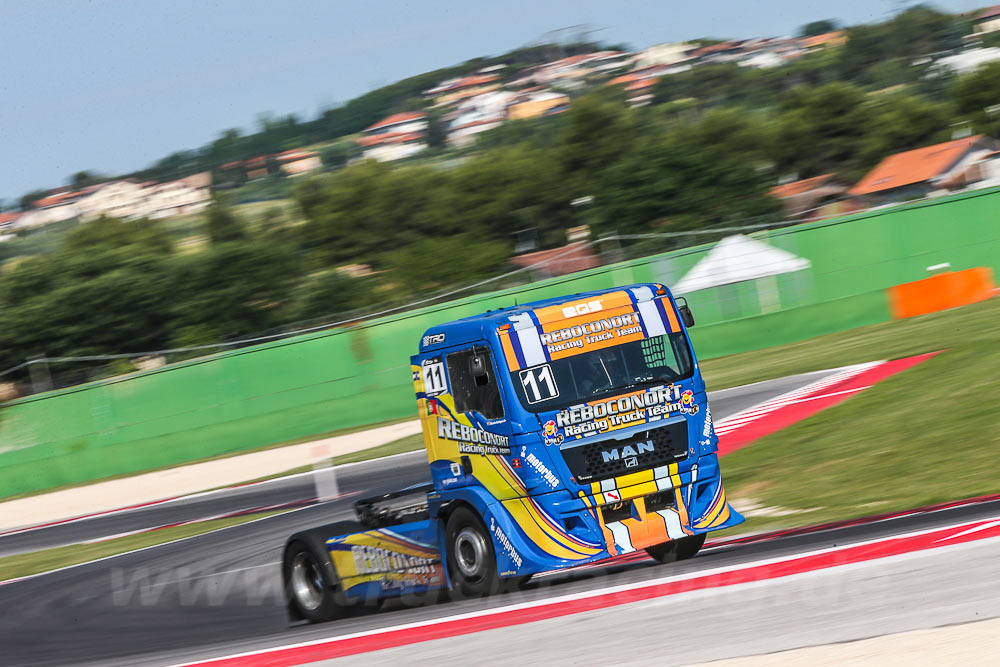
(561, 419, 689, 483)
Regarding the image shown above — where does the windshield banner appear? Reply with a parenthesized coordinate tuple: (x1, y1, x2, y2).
(499, 289, 680, 371)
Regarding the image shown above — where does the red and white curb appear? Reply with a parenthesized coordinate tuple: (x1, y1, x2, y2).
(166, 513, 1000, 667)
(715, 361, 883, 436)
(715, 352, 938, 456)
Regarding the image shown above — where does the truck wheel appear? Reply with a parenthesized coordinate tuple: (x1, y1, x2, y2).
(645, 533, 706, 564)
(283, 539, 346, 623)
(445, 507, 502, 599)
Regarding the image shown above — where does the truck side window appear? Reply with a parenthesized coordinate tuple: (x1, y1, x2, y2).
(446, 346, 504, 419)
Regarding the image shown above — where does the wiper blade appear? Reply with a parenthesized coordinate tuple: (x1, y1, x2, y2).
(606, 379, 665, 393)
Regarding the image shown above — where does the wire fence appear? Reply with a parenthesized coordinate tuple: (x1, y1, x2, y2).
(0, 211, 848, 399)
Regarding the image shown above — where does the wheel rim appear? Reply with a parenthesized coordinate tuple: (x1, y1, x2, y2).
(454, 527, 489, 582)
(290, 551, 325, 611)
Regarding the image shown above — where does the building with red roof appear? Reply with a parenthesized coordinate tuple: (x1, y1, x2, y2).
(849, 135, 997, 206)
(358, 112, 429, 162)
(509, 242, 599, 279)
(277, 149, 321, 176)
(799, 30, 847, 52)
(974, 5, 1000, 34)
(0, 211, 22, 232)
(770, 174, 850, 220)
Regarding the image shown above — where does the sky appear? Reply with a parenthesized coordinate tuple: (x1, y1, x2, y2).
(0, 0, 976, 202)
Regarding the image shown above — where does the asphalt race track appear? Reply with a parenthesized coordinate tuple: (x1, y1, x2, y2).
(5, 368, 994, 667)
(0, 369, 825, 556)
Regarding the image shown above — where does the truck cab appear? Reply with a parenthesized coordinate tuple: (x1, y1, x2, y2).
(283, 284, 743, 621)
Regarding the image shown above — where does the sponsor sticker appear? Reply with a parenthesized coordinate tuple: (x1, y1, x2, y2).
(553, 384, 702, 439)
(490, 517, 523, 569)
(421, 333, 446, 347)
(437, 417, 511, 456)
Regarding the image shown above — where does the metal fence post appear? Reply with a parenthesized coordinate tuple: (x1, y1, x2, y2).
(27, 355, 52, 394)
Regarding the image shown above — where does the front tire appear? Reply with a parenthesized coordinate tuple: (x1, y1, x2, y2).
(445, 507, 502, 599)
(645, 533, 706, 564)
(283, 539, 346, 623)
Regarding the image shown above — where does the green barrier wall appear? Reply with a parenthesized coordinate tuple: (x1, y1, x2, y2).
(1, 187, 998, 497)
(688, 290, 891, 359)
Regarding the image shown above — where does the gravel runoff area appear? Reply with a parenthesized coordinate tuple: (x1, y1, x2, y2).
(0, 420, 421, 532)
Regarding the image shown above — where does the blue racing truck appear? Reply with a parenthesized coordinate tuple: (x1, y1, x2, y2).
(283, 284, 743, 621)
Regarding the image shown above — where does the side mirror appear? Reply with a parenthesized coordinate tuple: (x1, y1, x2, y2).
(469, 354, 489, 377)
(675, 297, 695, 328)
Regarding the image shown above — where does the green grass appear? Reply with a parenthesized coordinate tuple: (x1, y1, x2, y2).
(713, 297, 1000, 533)
(0, 509, 286, 581)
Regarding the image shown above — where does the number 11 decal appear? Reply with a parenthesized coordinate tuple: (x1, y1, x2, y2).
(519, 364, 559, 403)
(422, 359, 447, 396)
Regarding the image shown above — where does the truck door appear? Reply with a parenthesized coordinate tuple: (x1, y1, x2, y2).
(420, 344, 518, 497)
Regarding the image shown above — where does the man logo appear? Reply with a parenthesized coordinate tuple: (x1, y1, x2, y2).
(625, 456, 638, 468)
(601, 440, 655, 463)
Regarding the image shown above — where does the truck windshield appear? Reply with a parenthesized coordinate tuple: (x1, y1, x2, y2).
(509, 332, 694, 412)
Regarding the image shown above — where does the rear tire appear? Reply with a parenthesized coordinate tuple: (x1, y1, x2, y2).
(283, 539, 347, 623)
(445, 507, 502, 599)
(645, 533, 706, 564)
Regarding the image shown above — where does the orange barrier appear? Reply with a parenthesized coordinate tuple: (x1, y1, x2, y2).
(888, 267, 997, 319)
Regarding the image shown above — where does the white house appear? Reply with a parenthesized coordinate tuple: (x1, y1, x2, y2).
(15, 191, 82, 228)
(357, 112, 429, 162)
(132, 173, 212, 219)
(277, 150, 322, 176)
(447, 91, 516, 147)
(75, 180, 148, 220)
(78, 174, 211, 221)
(974, 6, 1000, 34)
(933, 48, 1000, 74)
(634, 42, 697, 69)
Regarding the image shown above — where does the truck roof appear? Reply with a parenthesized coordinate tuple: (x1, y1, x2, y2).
(416, 283, 668, 354)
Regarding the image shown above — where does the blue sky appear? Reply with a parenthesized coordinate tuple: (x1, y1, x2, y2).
(0, 0, 974, 201)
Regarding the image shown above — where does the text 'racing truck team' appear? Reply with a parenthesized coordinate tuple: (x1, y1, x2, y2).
(282, 283, 743, 622)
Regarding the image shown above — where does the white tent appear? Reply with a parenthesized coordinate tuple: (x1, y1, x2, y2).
(672, 234, 811, 314)
(672, 234, 811, 294)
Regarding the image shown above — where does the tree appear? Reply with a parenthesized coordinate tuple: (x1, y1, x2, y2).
(860, 93, 952, 168)
(952, 62, 1000, 137)
(168, 242, 300, 339)
(800, 19, 839, 37)
(292, 271, 371, 321)
(69, 170, 106, 189)
(425, 110, 448, 149)
(838, 6, 962, 88)
(320, 141, 360, 169)
(593, 134, 781, 237)
(205, 195, 248, 244)
(771, 82, 873, 178)
(558, 93, 635, 190)
(0, 219, 177, 370)
(384, 235, 509, 291)
(62, 215, 173, 254)
(19, 189, 48, 211)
